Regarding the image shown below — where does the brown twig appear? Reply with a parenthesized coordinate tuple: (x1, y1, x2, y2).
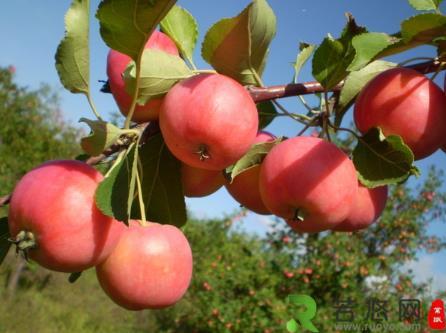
(248, 60, 443, 103)
(100, 60, 443, 103)
(0, 123, 153, 208)
(0, 195, 11, 206)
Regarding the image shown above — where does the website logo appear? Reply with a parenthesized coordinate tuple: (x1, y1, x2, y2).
(286, 294, 319, 333)
(428, 299, 446, 330)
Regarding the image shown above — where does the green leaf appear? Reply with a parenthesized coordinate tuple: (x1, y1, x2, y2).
(286, 319, 298, 333)
(257, 101, 277, 129)
(201, 0, 276, 86)
(312, 14, 366, 90)
(124, 49, 193, 104)
(79, 118, 125, 156)
(132, 133, 186, 227)
(376, 14, 446, 59)
(226, 138, 282, 182)
(348, 33, 397, 71)
(68, 271, 83, 283)
(160, 5, 198, 66)
(353, 128, 419, 188)
(55, 0, 90, 95)
(96, 0, 177, 59)
(0, 217, 11, 266)
(312, 35, 348, 90)
(401, 13, 446, 43)
(293, 43, 315, 83)
(408, 0, 441, 11)
(335, 60, 397, 126)
(339, 13, 368, 45)
(95, 143, 137, 224)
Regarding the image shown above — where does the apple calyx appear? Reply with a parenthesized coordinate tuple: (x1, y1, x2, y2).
(195, 144, 211, 161)
(9, 230, 37, 260)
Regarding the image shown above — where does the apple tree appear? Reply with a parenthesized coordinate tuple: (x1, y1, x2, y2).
(1, 0, 446, 315)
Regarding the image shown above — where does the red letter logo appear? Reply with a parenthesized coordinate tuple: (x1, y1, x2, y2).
(428, 299, 446, 330)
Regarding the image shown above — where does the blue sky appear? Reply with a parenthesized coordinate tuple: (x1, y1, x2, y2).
(1, 1, 446, 291)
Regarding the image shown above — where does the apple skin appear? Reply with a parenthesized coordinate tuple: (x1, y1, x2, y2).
(259, 137, 358, 233)
(332, 184, 388, 232)
(160, 73, 259, 170)
(181, 163, 225, 197)
(107, 31, 179, 123)
(354, 67, 446, 160)
(96, 221, 193, 310)
(225, 131, 276, 215)
(8, 160, 124, 272)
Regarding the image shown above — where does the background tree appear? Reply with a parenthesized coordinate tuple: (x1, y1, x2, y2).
(0, 66, 80, 201)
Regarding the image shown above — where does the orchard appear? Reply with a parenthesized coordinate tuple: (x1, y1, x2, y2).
(1, 0, 446, 331)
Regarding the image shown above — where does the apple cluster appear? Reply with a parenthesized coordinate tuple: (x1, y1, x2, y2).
(7, 30, 446, 312)
(107, 31, 395, 234)
(8, 160, 192, 310)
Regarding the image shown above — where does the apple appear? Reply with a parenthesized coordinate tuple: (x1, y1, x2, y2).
(8, 160, 124, 272)
(181, 163, 225, 197)
(107, 31, 179, 123)
(225, 131, 276, 214)
(354, 67, 446, 160)
(332, 183, 388, 232)
(96, 220, 193, 310)
(160, 73, 259, 170)
(259, 136, 358, 233)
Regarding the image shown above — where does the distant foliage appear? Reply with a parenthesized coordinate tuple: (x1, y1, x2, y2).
(0, 67, 81, 197)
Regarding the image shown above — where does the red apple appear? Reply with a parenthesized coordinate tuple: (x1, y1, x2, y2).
(332, 183, 388, 232)
(8, 160, 124, 272)
(259, 137, 358, 233)
(160, 73, 259, 170)
(181, 163, 225, 197)
(107, 31, 179, 123)
(96, 221, 193, 310)
(354, 67, 446, 160)
(225, 131, 275, 214)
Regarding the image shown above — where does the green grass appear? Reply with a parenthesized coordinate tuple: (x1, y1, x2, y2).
(0, 253, 160, 333)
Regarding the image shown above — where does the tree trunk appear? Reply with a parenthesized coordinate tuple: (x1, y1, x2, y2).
(6, 257, 25, 298)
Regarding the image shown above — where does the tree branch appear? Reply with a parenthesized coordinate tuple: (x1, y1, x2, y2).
(248, 60, 443, 103)
(100, 60, 443, 103)
(0, 195, 10, 206)
(0, 122, 157, 208)
(0, 60, 442, 208)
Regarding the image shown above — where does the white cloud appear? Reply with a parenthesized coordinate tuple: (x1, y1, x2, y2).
(403, 256, 446, 295)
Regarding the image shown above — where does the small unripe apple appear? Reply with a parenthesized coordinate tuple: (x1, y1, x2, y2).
(107, 31, 179, 123)
(225, 131, 275, 214)
(160, 73, 259, 170)
(259, 137, 358, 233)
(332, 183, 388, 232)
(354, 67, 446, 160)
(96, 221, 193, 310)
(181, 163, 225, 197)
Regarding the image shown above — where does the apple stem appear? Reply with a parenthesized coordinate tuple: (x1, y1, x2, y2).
(293, 209, 305, 222)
